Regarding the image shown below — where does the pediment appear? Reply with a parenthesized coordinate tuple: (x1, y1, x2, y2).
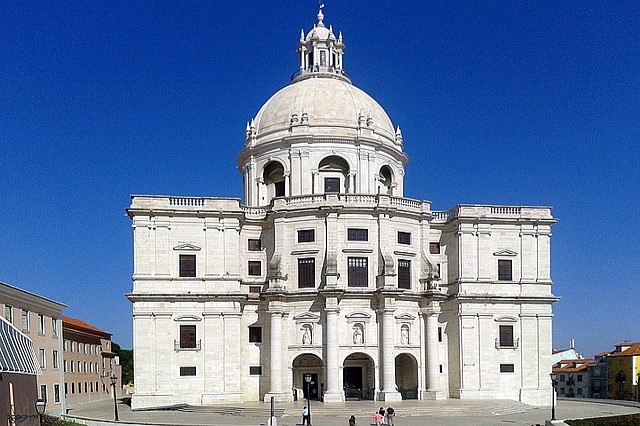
(395, 313, 416, 321)
(345, 312, 372, 321)
(292, 312, 321, 322)
(495, 316, 518, 323)
(173, 243, 201, 251)
(174, 314, 202, 322)
(493, 249, 517, 257)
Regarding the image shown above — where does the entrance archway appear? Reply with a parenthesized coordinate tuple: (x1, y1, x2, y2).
(292, 353, 323, 401)
(395, 353, 418, 399)
(343, 352, 375, 400)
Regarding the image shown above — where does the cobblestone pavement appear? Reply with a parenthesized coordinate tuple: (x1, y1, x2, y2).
(65, 397, 640, 426)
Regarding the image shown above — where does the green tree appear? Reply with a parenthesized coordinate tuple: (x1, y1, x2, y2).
(112, 342, 133, 385)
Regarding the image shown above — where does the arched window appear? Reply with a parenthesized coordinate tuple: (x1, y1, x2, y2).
(378, 165, 393, 195)
(263, 161, 286, 198)
(318, 156, 350, 193)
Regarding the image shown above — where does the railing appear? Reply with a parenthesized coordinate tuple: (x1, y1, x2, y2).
(495, 338, 520, 349)
(285, 195, 327, 205)
(339, 194, 377, 204)
(291, 66, 351, 82)
(241, 206, 267, 216)
(491, 206, 522, 215)
(390, 196, 422, 209)
(174, 340, 201, 351)
(169, 197, 206, 207)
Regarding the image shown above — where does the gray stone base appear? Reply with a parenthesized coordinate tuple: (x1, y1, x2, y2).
(322, 391, 344, 403)
(420, 390, 445, 400)
(263, 392, 289, 403)
(377, 391, 402, 402)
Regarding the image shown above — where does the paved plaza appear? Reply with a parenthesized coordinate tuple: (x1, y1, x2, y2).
(65, 397, 640, 426)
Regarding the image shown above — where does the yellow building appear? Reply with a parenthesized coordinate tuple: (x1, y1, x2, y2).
(606, 342, 640, 400)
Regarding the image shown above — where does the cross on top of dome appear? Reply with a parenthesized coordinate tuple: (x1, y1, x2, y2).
(292, 5, 350, 84)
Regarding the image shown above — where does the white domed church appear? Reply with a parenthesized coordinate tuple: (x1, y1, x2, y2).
(127, 8, 557, 410)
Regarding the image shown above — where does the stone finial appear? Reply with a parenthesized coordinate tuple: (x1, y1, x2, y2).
(357, 110, 364, 127)
(300, 29, 305, 41)
(366, 111, 373, 127)
(317, 5, 325, 27)
(301, 108, 309, 123)
(395, 126, 403, 145)
(338, 31, 343, 43)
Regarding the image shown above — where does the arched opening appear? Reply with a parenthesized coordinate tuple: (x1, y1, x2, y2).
(378, 165, 393, 195)
(318, 155, 350, 193)
(292, 353, 323, 401)
(395, 353, 418, 399)
(263, 161, 286, 199)
(343, 352, 375, 400)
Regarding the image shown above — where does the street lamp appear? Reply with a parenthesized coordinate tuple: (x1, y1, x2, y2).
(110, 373, 119, 421)
(304, 373, 312, 426)
(550, 373, 558, 421)
(35, 399, 46, 426)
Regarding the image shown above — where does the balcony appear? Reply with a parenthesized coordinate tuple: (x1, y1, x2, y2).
(174, 340, 201, 352)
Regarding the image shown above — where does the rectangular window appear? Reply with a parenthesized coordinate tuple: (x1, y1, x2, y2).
(40, 384, 47, 401)
(397, 231, 411, 245)
(499, 324, 514, 347)
(180, 366, 197, 376)
(64, 360, 67, 373)
(70, 360, 74, 373)
(249, 286, 262, 293)
(274, 181, 285, 197)
(577, 388, 583, 395)
(249, 326, 262, 343)
(179, 254, 196, 277)
(347, 257, 368, 287)
(38, 313, 45, 334)
(347, 228, 368, 241)
(500, 364, 515, 373)
(78, 382, 81, 393)
(298, 258, 316, 288)
(561, 387, 566, 395)
(429, 242, 441, 254)
(52, 318, 58, 337)
(297, 229, 315, 243)
(324, 177, 340, 193)
(437, 327, 443, 342)
(498, 259, 512, 281)
(248, 261, 262, 276)
(577, 374, 583, 382)
(249, 366, 262, 375)
(53, 350, 59, 369)
(71, 383, 75, 394)
(38, 349, 46, 369)
(248, 239, 262, 251)
(54, 384, 60, 403)
(21, 310, 29, 332)
(560, 374, 566, 382)
(179, 325, 197, 349)
(4, 305, 13, 323)
(398, 259, 411, 289)
(439, 364, 443, 374)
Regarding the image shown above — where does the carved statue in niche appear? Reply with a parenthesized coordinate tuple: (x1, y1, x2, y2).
(302, 325, 312, 345)
(352, 323, 364, 345)
(401, 324, 410, 345)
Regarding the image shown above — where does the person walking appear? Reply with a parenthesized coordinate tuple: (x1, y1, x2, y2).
(385, 407, 395, 426)
(372, 410, 383, 426)
(348, 414, 356, 426)
(301, 406, 310, 425)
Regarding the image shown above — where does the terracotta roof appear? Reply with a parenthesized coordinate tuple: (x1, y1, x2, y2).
(63, 316, 111, 338)
(609, 342, 640, 357)
(552, 359, 595, 373)
(594, 351, 611, 357)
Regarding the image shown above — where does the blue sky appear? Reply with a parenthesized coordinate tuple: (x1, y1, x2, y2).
(1, 1, 638, 357)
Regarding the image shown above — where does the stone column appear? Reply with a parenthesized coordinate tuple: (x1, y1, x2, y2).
(265, 309, 287, 401)
(423, 304, 443, 399)
(323, 299, 343, 402)
(379, 307, 402, 401)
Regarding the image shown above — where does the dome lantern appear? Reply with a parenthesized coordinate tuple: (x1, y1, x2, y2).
(292, 5, 349, 84)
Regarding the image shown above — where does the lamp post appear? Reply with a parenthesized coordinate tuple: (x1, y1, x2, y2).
(35, 398, 46, 426)
(304, 373, 312, 426)
(550, 373, 558, 421)
(110, 373, 119, 421)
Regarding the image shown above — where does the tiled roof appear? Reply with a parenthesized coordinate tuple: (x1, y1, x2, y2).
(609, 342, 640, 357)
(0, 316, 41, 374)
(63, 316, 111, 338)
(552, 359, 595, 373)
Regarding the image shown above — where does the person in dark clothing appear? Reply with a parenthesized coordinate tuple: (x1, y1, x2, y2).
(348, 414, 356, 426)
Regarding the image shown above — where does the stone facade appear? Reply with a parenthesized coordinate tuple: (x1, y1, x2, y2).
(127, 8, 557, 410)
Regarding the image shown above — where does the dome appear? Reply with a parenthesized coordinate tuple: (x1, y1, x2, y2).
(252, 77, 398, 148)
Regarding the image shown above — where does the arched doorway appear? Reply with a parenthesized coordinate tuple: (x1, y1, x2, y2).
(343, 352, 375, 400)
(378, 165, 394, 195)
(292, 354, 323, 401)
(395, 353, 418, 399)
